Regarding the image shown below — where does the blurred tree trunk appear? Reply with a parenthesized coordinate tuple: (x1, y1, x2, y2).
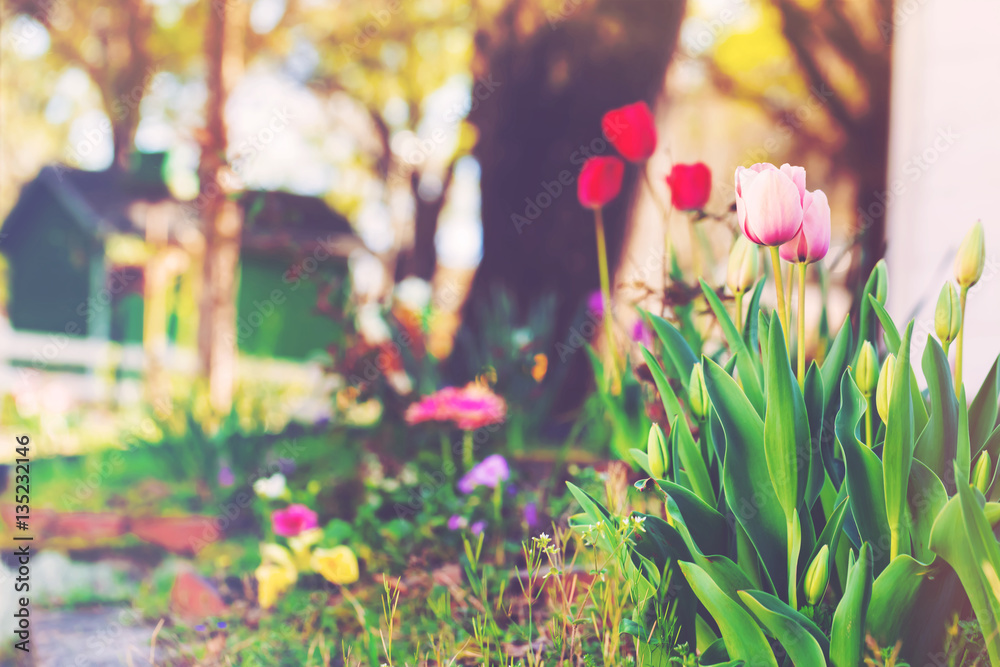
(197, 0, 245, 414)
(465, 0, 686, 410)
(395, 160, 457, 282)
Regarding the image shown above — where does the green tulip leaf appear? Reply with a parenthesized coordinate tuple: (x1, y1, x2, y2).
(672, 416, 716, 507)
(738, 590, 829, 664)
(656, 479, 729, 556)
(820, 317, 853, 408)
(701, 279, 764, 414)
(855, 260, 888, 363)
(907, 459, 948, 562)
(830, 542, 874, 667)
(703, 357, 787, 596)
(679, 562, 778, 667)
(883, 321, 915, 560)
(644, 310, 697, 384)
(866, 555, 934, 647)
(868, 294, 901, 354)
(970, 356, 1000, 457)
(804, 362, 827, 509)
(914, 335, 960, 489)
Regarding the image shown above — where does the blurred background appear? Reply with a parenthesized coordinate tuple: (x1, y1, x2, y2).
(1, 0, 999, 660)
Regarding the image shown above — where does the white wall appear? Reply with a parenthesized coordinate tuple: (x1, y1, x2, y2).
(886, 0, 1000, 392)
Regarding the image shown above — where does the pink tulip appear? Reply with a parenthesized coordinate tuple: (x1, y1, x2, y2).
(779, 189, 831, 264)
(735, 163, 807, 246)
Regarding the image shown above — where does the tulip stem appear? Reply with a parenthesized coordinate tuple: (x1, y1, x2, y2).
(442, 432, 454, 478)
(955, 285, 969, 392)
(689, 217, 703, 279)
(797, 262, 806, 388)
(769, 247, 790, 349)
(594, 207, 621, 391)
(786, 262, 795, 342)
(787, 512, 800, 610)
(734, 291, 744, 334)
(865, 397, 874, 449)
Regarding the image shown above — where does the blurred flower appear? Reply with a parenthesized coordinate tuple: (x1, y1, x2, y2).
(253, 473, 288, 499)
(665, 162, 711, 211)
(578, 156, 624, 209)
(311, 546, 359, 585)
(954, 221, 986, 288)
(735, 163, 806, 246)
(288, 527, 324, 571)
(405, 383, 507, 430)
(779, 189, 831, 264)
(587, 290, 604, 318)
(531, 353, 548, 383)
(255, 543, 298, 610)
(394, 276, 433, 313)
(357, 303, 392, 345)
(218, 466, 235, 488)
(602, 101, 657, 162)
(726, 235, 759, 296)
(458, 454, 511, 493)
(471, 521, 486, 536)
(524, 502, 539, 528)
(271, 504, 319, 537)
(631, 319, 652, 347)
(447, 515, 468, 530)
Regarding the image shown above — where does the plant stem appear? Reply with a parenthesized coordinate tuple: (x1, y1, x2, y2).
(462, 430, 474, 470)
(689, 216, 702, 279)
(786, 262, 794, 339)
(787, 511, 800, 610)
(890, 528, 900, 562)
(769, 247, 790, 348)
(640, 168, 674, 312)
(594, 207, 621, 391)
(442, 432, 454, 477)
(955, 285, 970, 392)
(735, 291, 744, 334)
(797, 262, 806, 388)
(865, 398, 874, 449)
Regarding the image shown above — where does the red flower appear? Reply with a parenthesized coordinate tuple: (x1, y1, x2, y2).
(602, 102, 657, 162)
(578, 157, 624, 209)
(665, 162, 712, 211)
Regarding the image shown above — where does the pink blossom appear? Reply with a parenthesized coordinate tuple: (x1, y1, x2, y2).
(458, 454, 511, 493)
(779, 189, 831, 264)
(405, 383, 507, 430)
(271, 504, 318, 537)
(735, 163, 806, 247)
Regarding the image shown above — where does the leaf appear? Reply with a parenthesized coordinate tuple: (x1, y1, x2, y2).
(803, 362, 827, 509)
(820, 318, 852, 408)
(741, 277, 766, 353)
(835, 373, 891, 573)
(798, 497, 849, 590)
(868, 294, 901, 353)
(956, 387, 972, 490)
(854, 260, 887, 364)
(830, 542, 873, 667)
(672, 416, 716, 507)
(970, 356, 1000, 457)
(679, 562, 778, 667)
(655, 479, 729, 556)
(702, 358, 787, 597)
(914, 335, 960, 489)
(640, 346, 688, 429)
(738, 590, 829, 664)
(866, 555, 934, 647)
(883, 321, 915, 560)
(906, 459, 948, 563)
(762, 312, 811, 521)
(645, 310, 698, 384)
(700, 279, 764, 414)
(630, 448, 651, 477)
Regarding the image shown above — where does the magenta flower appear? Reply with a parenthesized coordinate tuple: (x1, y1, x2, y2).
(471, 521, 486, 536)
(524, 502, 539, 528)
(587, 290, 605, 319)
(218, 466, 235, 488)
(271, 504, 318, 537)
(405, 383, 507, 431)
(632, 319, 653, 347)
(447, 515, 468, 531)
(458, 454, 511, 494)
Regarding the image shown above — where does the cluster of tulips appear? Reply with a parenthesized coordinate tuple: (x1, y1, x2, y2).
(571, 104, 998, 666)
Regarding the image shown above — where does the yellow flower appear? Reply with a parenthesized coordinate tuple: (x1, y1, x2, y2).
(288, 528, 324, 572)
(255, 543, 298, 609)
(311, 546, 359, 585)
(531, 354, 548, 383)
(255, 563, 296, 609)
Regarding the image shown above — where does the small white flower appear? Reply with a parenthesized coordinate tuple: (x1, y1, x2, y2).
(253, 473, 288, 499)
(357, 303, 392, 345)
(394, 276, 433, 312)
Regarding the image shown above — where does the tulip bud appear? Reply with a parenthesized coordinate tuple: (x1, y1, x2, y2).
(855, 342, 878, 398)
(689, 364, 709, 420)
(876, 354, 896, 423)
(804, 544, 830, 606)
(578, 156, 625, 209)
(647, 423, 669, 479)
(727, 235, 759, 296)
(935, 283, 962, 347)
(954, 221, 985, 288)
(974, 452, 993, 495)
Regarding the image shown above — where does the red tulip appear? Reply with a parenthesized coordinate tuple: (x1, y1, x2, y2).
(665, 162, 712, 211)
(602, 102, 657, 162)
(578, 156, 624, 209)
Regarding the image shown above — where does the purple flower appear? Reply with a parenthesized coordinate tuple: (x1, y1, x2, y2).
(523, 502, 539, 528)
(632, 319, 653, 347)
(447, 515, 468, 531)
(587, 290, 605, 319)
(218, 466, 235, 488)
(458, 454, 511, 494)
(471, 521, 486, 536)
